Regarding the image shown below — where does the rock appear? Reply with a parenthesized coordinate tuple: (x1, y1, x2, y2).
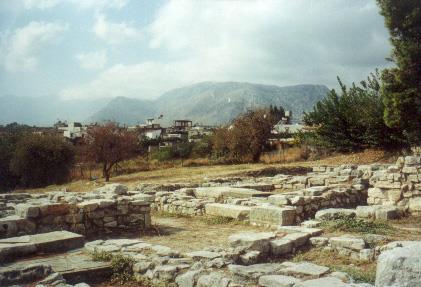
(15, 204, 40, 218)
(315, 208, 356, 220)
(239, 250, 261, 265)
(356, 206, 377, 219)
(301, 220, 321, 228)
(229, 232, 276, 253)
(205, 204, 251, 220)
(375, 241, 421, 287)
(282, 233, 310, 248)
(250, 205, 296, 226)
(404, 156, 420, 166)
(268, 194, 291, 206)
(293, 276, 348, 287)
(277, 226, 323, 237)
(408, 197, 421, 214)
(375, 206, 399, 220)
(175, 270, 203, 287)
(228, 263, 284, 279)
(359, 249, 375, 261)
(329, 235, 366, 251)
(258, 274, 301, 287)
(151, 265, 178, 281)
(310, 237, 329, 247)
(280, 262, 329, 279)
(270, 239, 293, 256)
(96, 183, 128, 196)
(186, 250, 221, 260)
(330, 271, 350, 283)
(197, 272, 231, 287)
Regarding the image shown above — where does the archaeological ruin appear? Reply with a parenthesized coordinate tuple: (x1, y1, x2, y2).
(0, 156, 420, 287)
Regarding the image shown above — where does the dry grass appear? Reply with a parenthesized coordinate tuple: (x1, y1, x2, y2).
(260, 146, 307, 164)
(16, 149, 398, 194)
(140, 213, 267, 253)
(291, 248, 377, 284)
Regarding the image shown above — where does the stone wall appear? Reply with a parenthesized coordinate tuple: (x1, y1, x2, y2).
(367, 156, 421, 214)
(0, 184, 151, 238)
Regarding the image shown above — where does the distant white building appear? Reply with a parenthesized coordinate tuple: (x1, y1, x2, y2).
(58, 122, 87, 140)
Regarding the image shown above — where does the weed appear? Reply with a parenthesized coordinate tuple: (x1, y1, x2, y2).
(110, 253, 135, 283)
(201, 216, 236, 225)
(91, 249, 113, 261)
(321, 217, 394, 235)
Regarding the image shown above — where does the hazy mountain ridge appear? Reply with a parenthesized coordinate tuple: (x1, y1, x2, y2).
(0, 82, 330, 126)
(0, 95, 112, 126)
(90, 82, 330, 125)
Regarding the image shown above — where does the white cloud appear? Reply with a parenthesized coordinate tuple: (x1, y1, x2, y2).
(60, 0, 391, 100)
(23, 0, 59, 10)
(69, 0, 129, 10)
(93, 14, 142, 44)
(1, 21, 68, 72)
(76, 50, 107, 70)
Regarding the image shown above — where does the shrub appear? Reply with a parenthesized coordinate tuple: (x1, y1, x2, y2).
(321, 217, 394, 235)
(10, 134, 75, 188)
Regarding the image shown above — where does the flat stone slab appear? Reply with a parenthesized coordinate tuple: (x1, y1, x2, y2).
(329, 235, 366, 251)
(194, 187, 266, 200)
(0, 251, 111, 284)
(277, 226, 323, 237)
(186, 250, 222, 260)
(229, 232, 276, 253)
(280, 262, 330, 279)
(0, 231, 84, 262)
(293, 276, 348, 287)
(228, 263, 284, 279)
(259, 274, 302, 287)
(205, 203, 251, 220)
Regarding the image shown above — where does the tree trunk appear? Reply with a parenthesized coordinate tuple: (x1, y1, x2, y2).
(102, 164, 110, 182)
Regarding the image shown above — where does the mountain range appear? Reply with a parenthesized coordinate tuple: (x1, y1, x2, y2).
(0, 82, 330, 126)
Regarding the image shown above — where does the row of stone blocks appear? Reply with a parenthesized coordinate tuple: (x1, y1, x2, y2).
(0, 197, 151, 238)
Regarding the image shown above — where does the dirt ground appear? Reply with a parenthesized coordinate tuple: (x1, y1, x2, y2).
(141, 214, 270, 253)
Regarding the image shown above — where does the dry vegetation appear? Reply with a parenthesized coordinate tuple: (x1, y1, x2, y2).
(17, 149, 398, 194)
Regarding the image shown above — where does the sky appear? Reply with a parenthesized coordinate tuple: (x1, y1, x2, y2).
(0, 0, 393, 101)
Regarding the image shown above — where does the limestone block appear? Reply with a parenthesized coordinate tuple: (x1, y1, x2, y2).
(356, 206, 378, 219)
(408, 197, 421, 214)
(14, 204, 39, 218)
(250, 205, 296, 226)
(310, 237, 329, 247)
(293, 276, 348, 287)
(186, 250, 221, 260)
(258, 274, 301, 287)
(268, 194, 291, 206)
(205, 203, 251, 220)
(277, 226, 323, 237)
(197, 272, 231, 287)
(279, 261, 329, 279)
(329, 235, 366, 251)
(404, 156, 420, 166)
(375, 206, 399, 220)
(270, 239, 293, 256)
(376, 241, 421, 287)
(228, 263, 283, 279)
(282, 232, 310, 248)
(228, 232, 276, 253)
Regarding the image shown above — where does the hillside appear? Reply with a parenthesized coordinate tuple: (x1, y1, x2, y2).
(90, 82, 329, 125)
(0, 95, 111, 126)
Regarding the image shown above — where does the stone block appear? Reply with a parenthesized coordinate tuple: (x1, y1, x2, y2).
(277, 226, 323, 237)
(376, 241, 421, 287)
(268, 194, 290, 206)
(280, 261, 329, 279)
(282, 233, 309, 248)
(14, 204, 40, 218)
(270, 239, 293, 256)
(229, 232, 276, 253)
(258, 274, 301, 287)
(205, 203, 251, 220)
(375, 206, 399, 220)
(250, 205, 296, 226)
(408, 197, 421, 214)
(228, 263, 283, 279)
(293, 276, 348, 287)
(329, 235, 366, 251)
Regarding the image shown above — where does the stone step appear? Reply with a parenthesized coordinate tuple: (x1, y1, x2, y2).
(205, 203, 251, 220)
(0, 251, 111, 285)
(0, 231, 84, 262)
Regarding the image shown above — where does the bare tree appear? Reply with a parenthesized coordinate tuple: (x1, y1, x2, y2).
(84, 122, 137, 182)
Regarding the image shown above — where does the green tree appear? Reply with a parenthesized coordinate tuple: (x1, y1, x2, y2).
(377, 0, 421, 144)
(10, 135, 75, 187)
(304, 73, 403, 151)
